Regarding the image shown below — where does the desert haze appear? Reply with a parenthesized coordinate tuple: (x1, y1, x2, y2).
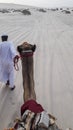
(0, 3, 73, 130)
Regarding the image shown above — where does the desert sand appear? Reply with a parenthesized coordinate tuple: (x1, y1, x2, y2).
(0, 3, 73, 130)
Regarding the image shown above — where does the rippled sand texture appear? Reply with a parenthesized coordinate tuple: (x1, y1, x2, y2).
(0, 3, 73, 130)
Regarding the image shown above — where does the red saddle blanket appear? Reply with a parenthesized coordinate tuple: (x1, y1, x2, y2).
(21, 99, 44, 116)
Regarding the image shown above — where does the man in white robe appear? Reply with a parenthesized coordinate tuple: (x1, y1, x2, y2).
(0, 34, 19, 90)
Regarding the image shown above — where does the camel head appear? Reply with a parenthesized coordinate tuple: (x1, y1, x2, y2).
(17, 42, 36, 55)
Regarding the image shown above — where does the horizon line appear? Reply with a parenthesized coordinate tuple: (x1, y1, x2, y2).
(0, 2, 73, 8)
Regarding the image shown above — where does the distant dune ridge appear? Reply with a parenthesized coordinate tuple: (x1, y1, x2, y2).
(0, 3, 73, 130)
(0, 3, 72, 14)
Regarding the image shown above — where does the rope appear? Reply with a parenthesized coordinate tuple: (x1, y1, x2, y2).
(14, 51, 34, 71)
(14, 62, 19, 71)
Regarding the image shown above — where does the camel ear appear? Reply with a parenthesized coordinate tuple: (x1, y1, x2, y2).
(32, 44, 36, 52)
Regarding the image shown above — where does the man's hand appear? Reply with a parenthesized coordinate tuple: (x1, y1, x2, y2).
(14, 55, 19, 63)
(13, 55, 19, 71)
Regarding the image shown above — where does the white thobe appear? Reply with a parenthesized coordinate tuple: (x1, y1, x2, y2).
(0, 41, 17, 88)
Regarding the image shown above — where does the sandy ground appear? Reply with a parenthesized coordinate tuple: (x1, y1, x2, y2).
(0, 3, 73, 130)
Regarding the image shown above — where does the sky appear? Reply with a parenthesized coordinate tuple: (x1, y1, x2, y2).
(0, 0, 73, 8)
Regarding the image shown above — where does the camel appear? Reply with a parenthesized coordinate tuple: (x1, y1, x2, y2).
(17, 42, 36, 102)
(16, 42, 60, 130)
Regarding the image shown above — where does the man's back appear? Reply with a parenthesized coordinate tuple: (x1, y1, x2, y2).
(0, 41, 16, 63)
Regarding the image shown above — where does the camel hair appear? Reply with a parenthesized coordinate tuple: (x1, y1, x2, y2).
(17, 42, 36, 102)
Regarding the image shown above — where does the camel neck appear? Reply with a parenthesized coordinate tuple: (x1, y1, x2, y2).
(22, 56, 34, 85)
(21, 55, 36, 101)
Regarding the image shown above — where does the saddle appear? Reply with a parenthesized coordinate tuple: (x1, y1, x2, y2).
(4, 100, 56, 130)
(14, 110, 56, 130)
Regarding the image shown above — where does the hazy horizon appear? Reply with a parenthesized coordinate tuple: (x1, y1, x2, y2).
(0, 0, 73, 8)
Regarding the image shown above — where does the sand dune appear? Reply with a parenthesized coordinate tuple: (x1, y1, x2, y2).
(0, 3, 73, 130)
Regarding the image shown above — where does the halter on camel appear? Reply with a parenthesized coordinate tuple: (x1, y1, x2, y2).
(17, 41, 36, 58)
(14, 49, 34, 71)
